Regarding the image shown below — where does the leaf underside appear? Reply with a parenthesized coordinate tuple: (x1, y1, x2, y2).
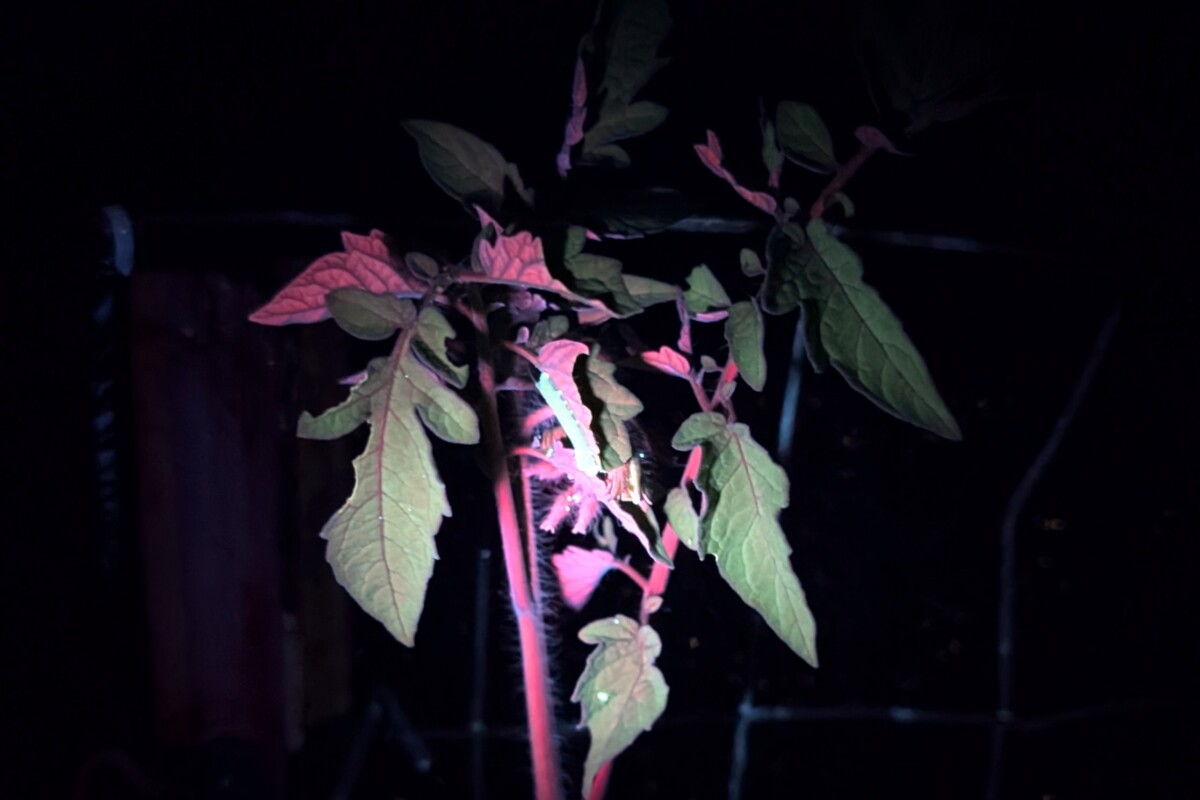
(672, 413, 818, 666)
(573, 615, 669, 796)
(308, 334, 479, 647)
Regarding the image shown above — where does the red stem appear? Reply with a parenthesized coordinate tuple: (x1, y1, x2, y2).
(809, 142, 880, 220)
(471, 295, 563, 800)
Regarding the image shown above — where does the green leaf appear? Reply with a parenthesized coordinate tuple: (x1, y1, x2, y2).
(572, 615, 669, 795)
(579, 346, 644, 471)
(664, 486, 700, 553)
(578, 143, 632, 169)
(670, 411, 728, 449)
(763, 223, 804, 315)
(830, 192, 856, 218)
(761, 117, 784, 183)
(799, 300, 831, 373)
(565, 253, 642, 317)
(740, 248, 764, 278)
(297, 359, 387, 441)
(683, 265, 731, 315)
(582, 0, 672, 164)
(402, 120, 533, 214)
(725, 300, 767, 391)
(622, 274, 679, 307)
(799, 220, 960, 440)
(583, 100, 668, 152)
(405, 251, 440, 279)
(326, 288, 417, 341)
(676, 417, 818, 666)
(413, 307, 468, 389)
(318, 337, 480, 647)
(529, 315, 570, 349)
(775, 101, 837, 173)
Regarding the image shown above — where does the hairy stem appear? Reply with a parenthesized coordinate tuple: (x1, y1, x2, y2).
(810, 142, 879, 219)
(470, 295, 562, 800)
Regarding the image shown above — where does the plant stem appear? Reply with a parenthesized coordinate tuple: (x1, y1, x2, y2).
(470, 295, 563, 800)
(810, 142, 880, 219)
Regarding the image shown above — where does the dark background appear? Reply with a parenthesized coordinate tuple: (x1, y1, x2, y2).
(3, 1, 1199, 798)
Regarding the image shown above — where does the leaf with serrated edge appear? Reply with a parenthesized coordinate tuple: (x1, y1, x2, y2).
(536, 340, 603, 476)
(725, 300, 766, 391)
(572, 615, 669, 796)
(801, 220, 960, 440)
(402, 120, 532, 213)
(412, 307, 468, 389)
(671, 413, 818, 666)
(581, 346, 643, 471)
(320, 335, 479, 647)
(326, 288, 417, 341)
(250, 230, 422, 326)
(474, 208, 574, 297)
(664, 487, 699, 552)
(683, 264, 731, 315)
(775, 101, 836, 172)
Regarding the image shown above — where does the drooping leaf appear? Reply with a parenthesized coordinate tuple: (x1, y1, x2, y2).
(326, 288, 417, 341)
(740, 248, 765, 277)
(402, 120, 533, 215)
(249, 230, 424, 326)
(640, 346, 691, 380)
(622, 274, 679, 307)
(664, 487, 699, 553)
(318, 336, 480, 647)
(583, 101, 669, 153)
(565, 253, 642, 317)
(725, 300, 766, 391)
(573, 615, 669, 795)
(535, 340, 603, 476)
(671, 413, 818, 666)
(529, 315, 570, 349)
(580, 346, 644, 471)
(580, 0, 671, 166)
(553, 546, 616, 609)
(694, 130, 778, 214)
(799, 220, 960, 440)
(683, 264, 731, 315)
(412, 307, 468, 389)
(579, 143, 632, 169)
(775, 101, 837, 172)
(762, 222, 806, 316)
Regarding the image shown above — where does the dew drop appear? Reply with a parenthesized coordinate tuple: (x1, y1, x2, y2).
(596, 691, 610, 703)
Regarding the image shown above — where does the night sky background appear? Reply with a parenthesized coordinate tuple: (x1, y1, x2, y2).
(4, 1, 1200, 799)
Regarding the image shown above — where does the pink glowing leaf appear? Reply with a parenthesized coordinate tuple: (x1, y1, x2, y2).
(535, 340, 602, 476)
(572, 490, 602, 534)
(473, 208, 573, 296)
(557, 57, 589, 178)
(641, 346, 691, 380)
(249, 230, 424, 326)
(694, 130, 777, 215)
(552, 546, 615, 610)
